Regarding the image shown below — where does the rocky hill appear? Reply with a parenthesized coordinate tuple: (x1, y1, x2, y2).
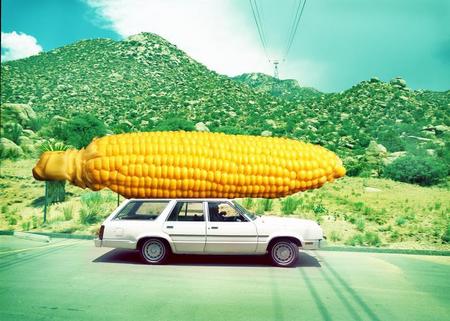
(1, 32, 449, 180)
(232, 72, 322, 101)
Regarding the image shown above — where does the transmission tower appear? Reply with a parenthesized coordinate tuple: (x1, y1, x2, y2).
(271, 60, 281, 96)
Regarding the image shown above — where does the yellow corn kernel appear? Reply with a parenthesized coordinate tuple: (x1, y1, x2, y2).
(32, 131, 346, 199)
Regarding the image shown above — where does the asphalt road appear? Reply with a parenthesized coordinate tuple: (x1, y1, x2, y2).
(0, 236, 449, 321)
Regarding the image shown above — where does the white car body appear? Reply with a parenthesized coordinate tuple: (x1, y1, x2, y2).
(94, 198, 323, 257)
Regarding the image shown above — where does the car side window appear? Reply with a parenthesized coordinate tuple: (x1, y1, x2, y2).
(208, 202, 248, 222)
(167, 202, 204, 222)
(114, 201, 169, 220)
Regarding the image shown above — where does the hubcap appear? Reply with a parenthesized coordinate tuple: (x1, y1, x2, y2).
(273, 243, 294, 264)
(144, 240, 165, 262)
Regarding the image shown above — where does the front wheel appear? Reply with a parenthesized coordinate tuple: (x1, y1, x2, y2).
(269, 240, 299, 267)
(140, 239, 170, 264)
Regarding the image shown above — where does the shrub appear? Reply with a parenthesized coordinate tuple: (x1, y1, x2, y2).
(312, 203, 327, 215)
(262, 199, 273, 211)
(153, 117, 195, 131)
(21, 221, 31, 231)
(79, 192, 104, 225)
(384, 155, 447, 186)
(345, 233, 365, 246)
(32, 215, 39, 228)
(29, 117, 48, 132)
(396, 216, 408, 226)
(3, 123, 23, 144)
(281, 196, 300, 215)
(356, 217, 365, 232)
(329, 231, 342, 242)
(364, 231, 382, 247)
(242, 198, 254, 210)
(390, 230, 400, 241)
(79, 206, 100, 225)
(255, 199, 273, 215)
(63, 205, 74, 221)
(345, 232, 382, 247)
(56, 114, 107, 149)
(442, 225, 450, 244)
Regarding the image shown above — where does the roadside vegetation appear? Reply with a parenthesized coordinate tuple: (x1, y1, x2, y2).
(0, 159, 448, 250)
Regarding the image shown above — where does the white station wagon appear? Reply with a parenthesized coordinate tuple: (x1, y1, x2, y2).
(95, 199, 323, 267)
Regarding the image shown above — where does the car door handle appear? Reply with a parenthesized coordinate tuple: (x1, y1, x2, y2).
(211, 226, 219, 229)
(166, 226, 174, 229)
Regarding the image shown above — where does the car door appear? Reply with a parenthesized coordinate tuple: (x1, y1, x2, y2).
(205, 201, 258, 254)
(162, 201, 206, 253)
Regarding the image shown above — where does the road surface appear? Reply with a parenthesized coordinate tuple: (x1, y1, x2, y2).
(0, 236, 449, 321)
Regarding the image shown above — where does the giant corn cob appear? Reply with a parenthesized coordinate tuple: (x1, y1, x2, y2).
(32, 131, 345, 199)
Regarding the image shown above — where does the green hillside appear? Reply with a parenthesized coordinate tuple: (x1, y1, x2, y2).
(0, 33, 449, 248)
(1, 32, 448, 183)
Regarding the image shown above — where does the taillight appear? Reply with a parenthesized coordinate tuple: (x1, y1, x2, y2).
(98, 225, 105, 240)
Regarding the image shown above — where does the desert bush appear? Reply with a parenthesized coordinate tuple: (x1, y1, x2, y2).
(312, 203, 327, 215)
(396, 216, 408, 226)
(79, 206, 100, 225)
(255, 199, 273, 214)
(442, 225, 450, 243)
(3, 123, 23, 144)
(345, 231, 381, 247)
(356, 217, 366, 231)
(242, 198, 254, 210)
(21, 221, 31, 231)
(281, 196, 301, 215)
(153, 117, 195, 131)
(390, 230, 400, 241)
(364, 232, 382, 246)
(329, 231, 342, 242)
(29, 117, 48, 132)
(32, 215, 39, 228)
(54, 114, 107, 148)
(345, 233, 365, 246)
(63, 205, 74, 221)
(384, 154, 447, 186)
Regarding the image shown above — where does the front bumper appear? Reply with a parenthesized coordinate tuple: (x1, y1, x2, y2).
(302, 239, 323, 250)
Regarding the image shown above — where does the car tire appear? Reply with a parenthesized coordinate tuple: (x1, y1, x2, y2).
(269, 240, 299, 267)
(140, 238, 170, 265)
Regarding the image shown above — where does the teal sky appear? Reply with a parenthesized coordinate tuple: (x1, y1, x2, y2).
(1, 0, 449, 92)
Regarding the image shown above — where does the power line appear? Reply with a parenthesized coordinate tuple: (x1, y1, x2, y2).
(249, 0, 270, 62)
(283, 0, 307, 60)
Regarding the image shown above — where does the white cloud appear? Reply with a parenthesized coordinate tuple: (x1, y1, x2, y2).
(85, 0, 325, 86)
(1, 31, 43, 62)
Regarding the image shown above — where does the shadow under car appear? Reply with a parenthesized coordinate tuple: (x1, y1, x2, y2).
(93, 249, 321, 268)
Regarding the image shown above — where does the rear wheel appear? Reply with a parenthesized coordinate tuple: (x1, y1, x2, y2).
(140, 239, 170, 264)
(269, 240, 299, 267)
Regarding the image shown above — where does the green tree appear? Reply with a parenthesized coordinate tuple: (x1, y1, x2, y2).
(63, 115, 107, 148)
(384, 155, 447, 186)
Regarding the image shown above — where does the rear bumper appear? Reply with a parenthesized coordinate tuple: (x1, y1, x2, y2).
(94, 238, 137, 249)
(94, 238, 102, 247)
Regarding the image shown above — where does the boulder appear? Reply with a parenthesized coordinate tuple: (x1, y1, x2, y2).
(390, 77, 407, 88)
(384, 151, 407, 166)
(0, 138, 23, 159)
(261, 130, 272, 137)
(195, 122, 210, 132)
(1, 103, 36, 126)
(364, 187, 381, 193)
(435, 125, 450, 134)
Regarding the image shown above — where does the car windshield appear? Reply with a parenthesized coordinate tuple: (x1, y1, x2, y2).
(233, 201, 257, 221)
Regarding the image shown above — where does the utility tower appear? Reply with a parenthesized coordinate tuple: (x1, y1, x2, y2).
(271, 60, 281, 96)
